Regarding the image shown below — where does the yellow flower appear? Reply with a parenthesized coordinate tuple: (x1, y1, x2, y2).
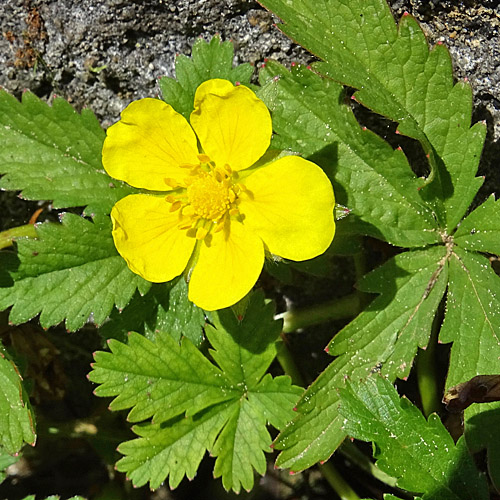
(102, 79, 335, 311)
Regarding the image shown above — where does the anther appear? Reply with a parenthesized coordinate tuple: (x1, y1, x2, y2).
(197, 154, 211, 163)
(164, 177, 179, 188)
(169, 201, 182, 212)
(196, 227, 208, 240)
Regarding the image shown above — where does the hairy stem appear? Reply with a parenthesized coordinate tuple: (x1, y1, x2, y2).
(0, 224, 37, 250)
(276, 336, 305, 387)
(276, 292, 361, 334)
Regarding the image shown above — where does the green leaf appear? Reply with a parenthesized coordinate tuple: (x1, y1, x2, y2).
(258, 61, 440, 248)
(89, 292, 302, 492)
(159, 36, 254, 119)
(0, 213, 150, 331)
(99, 279, 205, 347)
(0, 345, 36, 454)
(0, 90, 136, 216)
(440, 247, 500, 387)
(454, 195, 500, 255)
(117, 404, 234, 490)
(274, 247, 447, 471)
(259, 0, 486, 230)
(339, 376, 489, 500)
(464, 402, 500, 492)
(92, 331, 236, 424)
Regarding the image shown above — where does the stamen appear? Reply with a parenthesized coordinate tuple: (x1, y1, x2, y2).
(169, 201, 182, 212)
(196, 227, 208, 240)
(178, 220, 194, 230)
(164, 177, 179, 188)
(197, 154, 211, 163)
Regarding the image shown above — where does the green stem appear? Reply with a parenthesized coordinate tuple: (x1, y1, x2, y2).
(0, 224, 37, 250)
(319, 461, 360, 500)
(416, 314, 441, 417)
(276, 337, 305, 387)
(339, 440, 398, 487)
(276, 293, 361, 334)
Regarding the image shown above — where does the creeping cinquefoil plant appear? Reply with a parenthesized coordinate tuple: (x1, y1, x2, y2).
(0, 0, 499, 498)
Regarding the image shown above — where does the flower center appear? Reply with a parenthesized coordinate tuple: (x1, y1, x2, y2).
(187, 173, 231, 220)
(165, 155, 242, 240)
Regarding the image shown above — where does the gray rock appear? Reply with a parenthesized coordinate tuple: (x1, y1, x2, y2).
(0, 0, 498, 219)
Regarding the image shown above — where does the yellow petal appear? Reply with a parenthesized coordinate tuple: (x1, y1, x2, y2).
(188, 221, 264, 310)
(103, 98, 199, 190)
(190, 79, 272, 171)
(111, 194, 196, 282)
(238, 156, 335, 261)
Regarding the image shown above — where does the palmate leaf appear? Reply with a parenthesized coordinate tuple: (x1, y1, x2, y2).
(259, 0, 486, 230)
(258, 61, 439, 248)
(0, 91, 136, 216)
(274, 233, 500, 471)
(89, 292, 301, 492)
(159, 36, 254, 119)
(274, 247, 447, 470)
(0, 345, 35, 454)
(454, 195, 500, 256)
(440, 247, 500, 388)
(0, 213, 150, 331)
(339, 376, 489, 500)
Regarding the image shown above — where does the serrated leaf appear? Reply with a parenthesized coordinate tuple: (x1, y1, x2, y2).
(117, 403, 233, 490)
(0, 346, 35, 454)
(454, 195, 500, 255)
(212, 398, 269, 492)
(274, 247, 447, 471)
(91, 332, 234, 423)
(90, 292, 302, 492)
(99, 279, 205, 346)
(0, 90, 136, 216)
(258, 61, 439, 248)
(260, 0, 486, 230)
(440, 247, 500, 388)
(159, 36, 254, 119)
(339, 376, 489, 500)
(464, 401, 500, 492)
(0, 213, 150, 331)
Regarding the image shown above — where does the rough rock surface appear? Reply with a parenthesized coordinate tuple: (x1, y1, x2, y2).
(1, 1, 498, 130)
(0, 0, 499, 215)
